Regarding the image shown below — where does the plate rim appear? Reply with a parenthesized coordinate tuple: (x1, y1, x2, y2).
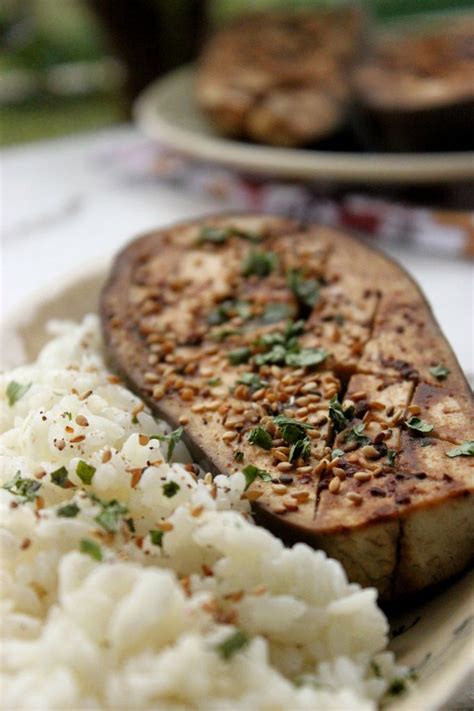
(134, 65, 474, 185)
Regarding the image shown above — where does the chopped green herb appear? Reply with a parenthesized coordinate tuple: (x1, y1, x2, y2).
(6, 381, 31, 407)
(447, 440, 474, 458)
(371, 661, 382, 678)
(76, 460, 96, 485)
(151, 426, 184, 461)
(50, 466, 69, 488)
(387, 678, 407, 696)
(406, 417, 434, 434)
(261, 302, 293, 324)
(285, 348, 327, 368)
(162, 481, 180, 498)
(208, 378, 222, 387)
(211, 327, 242, 342)
(430, 363, 450, 381)
(79, 538, 102, 561)
(207, 300, 252, 326)
(131, 414, 139, 424)
(95, 499, 128, 533)
(386, 450, 397, 466)
(234, 450, 244, 462)
(2, 472, 41, 502)
(288, 437, 311, 463)
(216, 629, 249, 660)
(287, 269, 320, 314)
(242, 464, 272, 490)
(149, 529, 164, 547)
(273, 415, 315, 441)
(345, 423, 371, 447)
(328, 396, 354, 433)
(254, 344, 288, 367)
(237, 372, 268, 391)
(57, 502, 80, 518)
(331, 448, 344, 460)
(198, 225, 261, 245)
(64, 412, 72, 421)
(248, 426, 273, 451)
(242, 249, 278, 278)
(228, 347, 252, 365)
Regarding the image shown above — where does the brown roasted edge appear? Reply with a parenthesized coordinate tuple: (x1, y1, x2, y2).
(100, 212, 474, 601)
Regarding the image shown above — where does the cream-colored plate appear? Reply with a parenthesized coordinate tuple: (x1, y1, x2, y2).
(134, 66, 474, 185)
(2, 262, 473, 710)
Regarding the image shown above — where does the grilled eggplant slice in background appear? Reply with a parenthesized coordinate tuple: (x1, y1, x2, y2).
(101, 214, 474, 601)
(196, 7, 365, 147)
(354, 18, 474, 152)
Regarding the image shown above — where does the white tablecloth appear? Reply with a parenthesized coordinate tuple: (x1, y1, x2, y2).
(1, 125, 473, 374)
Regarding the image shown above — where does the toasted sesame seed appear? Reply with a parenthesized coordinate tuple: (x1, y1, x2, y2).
(102, 449, 112, 463)
(314, 458, 328, 475)
(222, 431, 237, 442)
(276, 461, 293, 472)
(329, 477, 341, 493)
(242, 490, 263, 501)
(152, 385, 166, 400)
(372, 466, 384, 477)
(354, 470, 372, 481)
(178, 415, 189, 426)
(273, 450, 289, 463)
(204, 472, 213, 485)
(347, 492, 363, 505)
(131, 402, 145, 417)
(157, 521, 174, 531)
(350, 390, 367, 401)
(296, 465, 312, 474)
(301, 381, 318, 393)
(291, 490, 310, 502)
(272, 484, 288, 495)
(70, 435, 85, 444)
(272, 505, 287, 514)
(179, 387, 194, 402)
(78, 390, 93, 401)
(191, 403, 206, 413)
(283, 499, 299, 512)
(191, 505, 204, 517)
(144, 372, 160, 383)
(75, 415, 89, 427)
(138, 434, 149, 446)
(369, 400, 386, 411)
(332, 467, 346, 478)
(360, 445, 380, 459)
(408, 404, 421, 414)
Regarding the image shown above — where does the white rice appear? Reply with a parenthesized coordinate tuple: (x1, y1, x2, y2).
(0, 315, 406, 710)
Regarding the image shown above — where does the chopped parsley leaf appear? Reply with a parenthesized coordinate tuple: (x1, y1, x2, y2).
(386, 449, 397, 466)
(79, 538, 102, 561)
(207, 300, 251, 326)
(237, 372, 268, 391)
(328, 396, 354, 433)
(95, 499, 128, 533)
(149, 529, 164, 547)
(248, 426, 273, 451)
(405, 417, 433, 434)
(285, 348, 327, 368)
(242, 464, 272, 490)
(429, 364, 450, 381)
(261, 302, 293, 324)
(345, 423, 371, 447)
(447, 440, 474, 458)
(162, 481, 180, 498)
(234, 450, 244, 462)
(215, 629, 249, 660)
(50, 466, 69, 488)
(76, 460, 96, 485)
(151, 426, 184, 461)
(208, 378, 221, 387)
(287, 269, 320, 315)
(228, 347, 252, 365)
(242, 249, 278, 278)
(6, 381, 31, 407)
(288, 437, 311, 463)
(57, 502, 80, 518)
(2, 472, 41, 502)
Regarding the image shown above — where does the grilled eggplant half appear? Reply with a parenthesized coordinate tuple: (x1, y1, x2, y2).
(101, 214, 474, 601)
(354, 18, 474, 152)
(196, 7, 364, 147)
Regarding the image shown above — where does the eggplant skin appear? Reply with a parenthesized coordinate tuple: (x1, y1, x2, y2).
(195, 8, 364, 147)
(353, 19, 474, 152)
(100, 213, 474, 602)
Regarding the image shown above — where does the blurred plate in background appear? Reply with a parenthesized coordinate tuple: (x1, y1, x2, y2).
(134, 65, 474, 185)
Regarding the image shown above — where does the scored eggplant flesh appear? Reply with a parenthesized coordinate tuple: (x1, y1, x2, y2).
(101, 214, 474, 601)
